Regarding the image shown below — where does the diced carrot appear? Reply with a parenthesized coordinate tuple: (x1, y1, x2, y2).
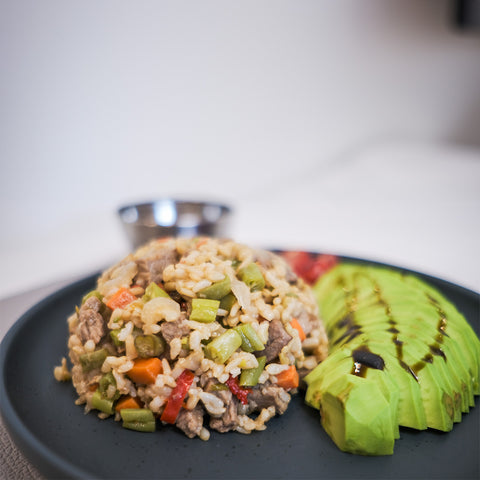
(276, 365, 299, 390)
(115, 395, 142, 412)
(106, 288, 137, 310)
(290, 318, 306, 342)
(196, 237, 208, 248)
(127, 358, 163, 385)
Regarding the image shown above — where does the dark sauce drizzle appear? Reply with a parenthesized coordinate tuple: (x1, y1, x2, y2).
(333, 273, 449, 381)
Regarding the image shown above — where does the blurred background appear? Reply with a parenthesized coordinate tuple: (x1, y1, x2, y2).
(1, 0, 480, 300)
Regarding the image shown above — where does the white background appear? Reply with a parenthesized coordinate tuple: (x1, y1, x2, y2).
(1, 0, 480, 300)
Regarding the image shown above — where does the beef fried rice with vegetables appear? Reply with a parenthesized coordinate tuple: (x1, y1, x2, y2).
(54, 237, 328, 440)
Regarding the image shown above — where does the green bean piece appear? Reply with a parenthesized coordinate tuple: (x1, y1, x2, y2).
(110, 328, 124, 348)
(98, 372, 117, 396)
(122, 420, 156, 433)
(231, 259, 241, 270)
(142, 282, 170, 302)
(238, 263, 265, 291)
(121, 408, 156, 432)
(219, 292, 236, 312)
(208, 383, 229, 392)
(120, 408, 155, 423)
(239, 356, 266, 387)
(91, 389, 114, 415)
(134, 334, 165, 358)
(190, 298, 220, 323)
(198, 276, 231, 300)
(81, 290, 103, 304)
(204, 329, 242, 364)
(234, 324, 265, 352)
(79, 348, 108, 372)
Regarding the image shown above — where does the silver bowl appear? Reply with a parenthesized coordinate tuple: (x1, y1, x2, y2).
(118, 199, 232, 249)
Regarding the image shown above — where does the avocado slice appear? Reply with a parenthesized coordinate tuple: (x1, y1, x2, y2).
(343, 338, 428, 430)
(350, 321, 471, 416)
(319, 375, 397, 455)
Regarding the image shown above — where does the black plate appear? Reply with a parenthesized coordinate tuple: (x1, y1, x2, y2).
(1, 255, 479, 479)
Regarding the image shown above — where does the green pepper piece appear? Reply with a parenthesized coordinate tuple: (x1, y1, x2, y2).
(204, 329, 242, 364)
(79, 348, 108, 372)
(81, 290, 103, 304)
(239, 356, 266, 387)
(134, 334, 165, 358)
(238, 263, 265, 291)
(234, 324, 265, 352)
(198, 276, 231, 300)
(219, 292, 236, 312)
(190, 298, 220, 323)
(91, 389, 114, 415)
(142, 282, 170, 302)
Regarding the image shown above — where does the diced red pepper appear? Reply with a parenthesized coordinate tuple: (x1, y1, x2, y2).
(160, 370, 195, 424)
(106, 287, 137, 310)
(226, 375, 251, 405)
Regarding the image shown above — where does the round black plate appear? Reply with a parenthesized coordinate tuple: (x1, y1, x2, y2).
(1, 255, 479, 479)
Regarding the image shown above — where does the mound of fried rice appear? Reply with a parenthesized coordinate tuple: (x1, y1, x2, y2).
(55, 237, 328, 440)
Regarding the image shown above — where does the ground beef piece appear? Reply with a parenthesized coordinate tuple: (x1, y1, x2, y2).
(209, 390, 239, 433)
(134, 247, 179, 287)
(176, 405, 205, 438)
(257, 319, 292, 362)
(76, 296, 106, 345)
(247, 382, 291, 415)
(159, 316, 190, 343)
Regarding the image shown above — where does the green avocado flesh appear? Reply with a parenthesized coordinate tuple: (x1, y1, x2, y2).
(306, 263, 480, 456)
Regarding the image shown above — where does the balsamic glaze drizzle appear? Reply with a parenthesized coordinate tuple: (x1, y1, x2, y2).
(334, 273, 449, 381)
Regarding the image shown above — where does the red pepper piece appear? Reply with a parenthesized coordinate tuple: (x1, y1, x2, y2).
(282, 251, 338, 285)
(160, 370, 195, 424)
(303, 254, 338, 284)
(226, 375, 251, 405)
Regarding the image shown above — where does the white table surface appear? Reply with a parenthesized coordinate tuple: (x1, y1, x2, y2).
(1, 141, 479, 479)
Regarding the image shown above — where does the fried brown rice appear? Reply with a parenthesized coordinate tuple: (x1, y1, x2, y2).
(55, 237, 328, 440)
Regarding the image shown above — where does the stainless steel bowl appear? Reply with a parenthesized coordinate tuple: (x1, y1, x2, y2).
(118, 199, 232, 249)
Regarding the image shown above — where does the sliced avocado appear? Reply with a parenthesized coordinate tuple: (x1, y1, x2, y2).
(305, 350, 355, 410)
(346, 338, 428, 430)
(311, 262, 480, 455)
(352, 321, 471, 416)
(319, 375, 397, 455)
(363, 365, 400, 439)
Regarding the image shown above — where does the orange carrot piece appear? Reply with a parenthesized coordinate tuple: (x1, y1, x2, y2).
(127, 358, 163, 385)
(290, 318, 306, 342)
(276, 365, 299, 390)
(115, 395, 142, 412)
(196, 238, 208, 248)
(106, 288, 137, 310)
